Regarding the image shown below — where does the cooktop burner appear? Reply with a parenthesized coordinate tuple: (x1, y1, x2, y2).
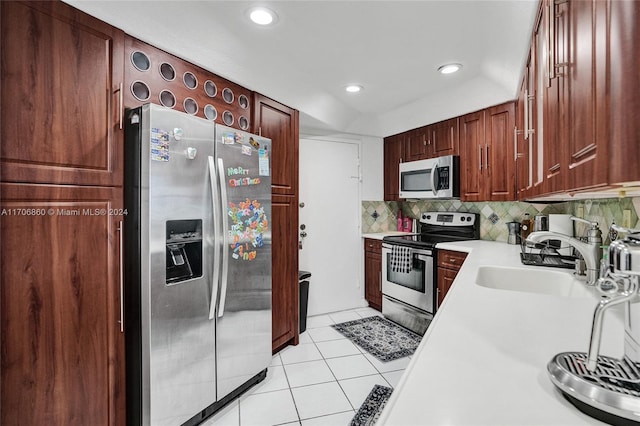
(383, 212, 480, 249)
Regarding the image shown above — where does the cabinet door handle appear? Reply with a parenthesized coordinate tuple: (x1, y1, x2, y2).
(548, 1, 555, 82)
(117, 220, 124, 333)
(485, 145, 489, 170)
(513, 126, 518, 161)
(118, 82, 123, 130)
(479, 145, 483, 171)
(524, 89, 529, 140)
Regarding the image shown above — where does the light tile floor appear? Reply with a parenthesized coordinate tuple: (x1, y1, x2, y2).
(203, 307, 411, 426)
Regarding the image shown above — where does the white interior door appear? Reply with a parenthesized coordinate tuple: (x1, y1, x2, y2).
(299, 137, 363, 316)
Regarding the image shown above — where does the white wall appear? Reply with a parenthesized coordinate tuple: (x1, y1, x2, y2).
(359, 135, 384, 200)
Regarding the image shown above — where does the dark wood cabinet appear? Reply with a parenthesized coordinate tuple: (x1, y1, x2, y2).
(460, 111, 485, 201)
(271, 194, 300, 352)
(253, 94, 300, 196)
(515, 77, 530, 197)
(1, 183, 125, 426)
(566, 0, 609, 191)
(0, 0, 124, 187)
(406, 127, 429, 161)
(0, 2, 125, 424)
(363, 238, 383, 311)
(436, 250, 467, 308)
(252, 95, 300, 353)
(383, 134, 406, 201)
(609, 0, 640, 184)
(460, 103, 515, 201)
(432, 118, 459, 157)
(485, 102, 516, 200)
(541, 0, 568, 195)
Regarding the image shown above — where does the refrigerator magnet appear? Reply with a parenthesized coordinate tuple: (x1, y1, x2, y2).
(222, 132, 235, 145)
(241, 145, 252, 156)
(258, 149, 270, 176)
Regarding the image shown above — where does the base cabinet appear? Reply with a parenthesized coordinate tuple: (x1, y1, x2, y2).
(436, 250, 467, 308)
(0, 184, 125, 426)
(364, 239, 383, 311)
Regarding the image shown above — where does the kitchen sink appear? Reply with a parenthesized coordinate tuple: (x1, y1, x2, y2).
(475, 266, 593, 298)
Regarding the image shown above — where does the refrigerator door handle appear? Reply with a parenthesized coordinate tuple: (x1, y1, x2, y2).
(208, 156, 221, 320)
(217, 157, 230, 317)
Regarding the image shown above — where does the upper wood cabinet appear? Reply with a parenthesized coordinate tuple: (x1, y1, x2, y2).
(405, 119, 458, 162)
(609, 0, 640, 184)
(406, 127, 429, 161)
(383, 134, 406, 201)
(0, 1, 124, 187)
(540, 0, 568, 195)
(253, 94, 299, 196)
(515, 75, 530, 197)
(460, 111, 484, 201)
(516, 0, 639, 199)
(460, 103, 515, 201)
(432, 118, 459, 157)
(485, 103, 515, 200)
(565, 0, 609, 191)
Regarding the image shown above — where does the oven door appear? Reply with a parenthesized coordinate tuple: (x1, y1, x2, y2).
(381, 243, 435, 314)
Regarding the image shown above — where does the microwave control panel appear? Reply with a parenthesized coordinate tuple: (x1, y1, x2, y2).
(436, 166, 450, 190)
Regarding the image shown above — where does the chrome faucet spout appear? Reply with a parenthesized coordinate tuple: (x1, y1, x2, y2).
(526, 221, 603, 285)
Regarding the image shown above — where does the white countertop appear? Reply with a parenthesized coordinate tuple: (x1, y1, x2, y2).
(362, 231, 416, 240)
(378, 240, 623, 425)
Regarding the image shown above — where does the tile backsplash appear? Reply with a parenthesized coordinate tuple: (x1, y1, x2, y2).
(362, 197, 640, 243)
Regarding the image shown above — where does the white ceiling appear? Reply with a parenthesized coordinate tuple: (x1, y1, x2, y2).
(64, 0, 538, 137)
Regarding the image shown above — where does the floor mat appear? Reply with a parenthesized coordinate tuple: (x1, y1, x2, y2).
(331, 316, 421, 362)
(349, 385, 393, 426)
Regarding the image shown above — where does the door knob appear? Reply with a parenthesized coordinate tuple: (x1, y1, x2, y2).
(299, 202, 305, 208)
(300, 231, 307, 238)
(300, 224, 306, 230)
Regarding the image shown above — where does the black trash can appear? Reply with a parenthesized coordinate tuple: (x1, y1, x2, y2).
(299, 270, 312, 333)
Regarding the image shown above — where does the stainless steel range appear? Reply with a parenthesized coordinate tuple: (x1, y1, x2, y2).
(382, 212, 479, 335)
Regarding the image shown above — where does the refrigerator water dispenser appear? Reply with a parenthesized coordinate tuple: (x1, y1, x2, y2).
(166, 219, 203, 284)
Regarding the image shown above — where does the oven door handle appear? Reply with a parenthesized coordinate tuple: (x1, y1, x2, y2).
(416, 254, 432, 261)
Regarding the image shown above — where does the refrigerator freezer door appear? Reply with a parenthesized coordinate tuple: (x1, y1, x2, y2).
(141, 104, 218, 425)
(214, 125, 272, 400)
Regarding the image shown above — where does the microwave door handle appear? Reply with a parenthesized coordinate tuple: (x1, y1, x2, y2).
(431, 163, 438, 196)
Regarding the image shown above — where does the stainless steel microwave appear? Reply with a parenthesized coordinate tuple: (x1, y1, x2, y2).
(399, 155, 460, 199)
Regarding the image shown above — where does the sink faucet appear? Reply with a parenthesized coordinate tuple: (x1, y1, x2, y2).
(526, 216, 603, 285)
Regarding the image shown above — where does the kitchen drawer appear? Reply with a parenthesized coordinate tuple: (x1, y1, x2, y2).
(364, 238, 382, 254)
(437, 249, 467, 271)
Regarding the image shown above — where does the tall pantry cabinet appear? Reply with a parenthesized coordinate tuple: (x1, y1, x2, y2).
(253, 94, 301, 352)
(0, 1, 125, 425)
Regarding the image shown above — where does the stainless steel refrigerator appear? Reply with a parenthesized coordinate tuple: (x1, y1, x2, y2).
(124, 103, 272, 426)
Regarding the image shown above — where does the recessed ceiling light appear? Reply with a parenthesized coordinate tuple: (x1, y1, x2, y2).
(248, 7, 277, 26)
(438, 63, 462, 75)
(345, 85, 363, 93)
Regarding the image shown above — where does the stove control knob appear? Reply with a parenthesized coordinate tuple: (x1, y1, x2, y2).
(467, 216, 472, 222)
(425, 215, 431, 220)
(461, 217, 466, 222)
